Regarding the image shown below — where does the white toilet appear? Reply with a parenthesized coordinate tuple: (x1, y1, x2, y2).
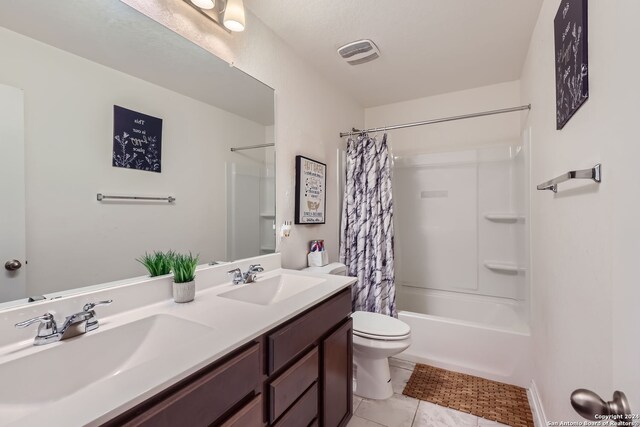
(302, 262, 412, 400)
(351, 311, 411, 400)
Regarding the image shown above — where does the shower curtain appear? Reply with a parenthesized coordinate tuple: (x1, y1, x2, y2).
(340, 133, 396, 317)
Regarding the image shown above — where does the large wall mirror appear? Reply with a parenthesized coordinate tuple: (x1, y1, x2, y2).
(0, 1, 275, 307)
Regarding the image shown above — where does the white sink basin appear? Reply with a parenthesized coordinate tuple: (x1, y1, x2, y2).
(219, 274, 326, 305)
(0, 314, 213, 421)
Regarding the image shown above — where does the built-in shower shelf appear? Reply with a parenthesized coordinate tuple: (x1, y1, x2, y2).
(483, 261, 525, 273)
(260, 212, 275, 218)
(484, 213, 525, 223)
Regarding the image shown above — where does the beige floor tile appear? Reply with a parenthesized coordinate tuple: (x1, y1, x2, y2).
(390, 365, 413, 394)
(347, 415, 387, 427)
(412, 401, 478, 427)
(356, 393, 420, 427)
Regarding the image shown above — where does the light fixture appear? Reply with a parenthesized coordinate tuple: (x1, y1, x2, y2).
(223, 0, 245, 32)
(190, 0, 215, 10)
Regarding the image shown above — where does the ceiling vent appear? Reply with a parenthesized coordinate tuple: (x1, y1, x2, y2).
(337, 39, 380, 65)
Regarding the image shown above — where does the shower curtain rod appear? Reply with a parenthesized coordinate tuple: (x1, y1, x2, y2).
(339, 104, 531, 138)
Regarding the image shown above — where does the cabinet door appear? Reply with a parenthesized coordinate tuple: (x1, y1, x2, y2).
(109, 343, 261, 427)
(321, 318, 353, 427)
(221, 394, 263, 427)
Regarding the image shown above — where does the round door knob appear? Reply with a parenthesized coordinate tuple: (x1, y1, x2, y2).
(5, 259, 22, 271)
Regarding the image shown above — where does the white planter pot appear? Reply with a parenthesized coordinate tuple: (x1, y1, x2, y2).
(173, 280, 195, 303)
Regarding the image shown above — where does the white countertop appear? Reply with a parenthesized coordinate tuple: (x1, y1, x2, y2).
(0, 255, 356, 427)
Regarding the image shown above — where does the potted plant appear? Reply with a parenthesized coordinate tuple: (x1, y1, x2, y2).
(136, 250, 175, 277)
(171, 252, 199, 303)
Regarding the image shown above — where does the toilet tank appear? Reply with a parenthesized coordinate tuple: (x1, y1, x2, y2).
(302, 262, 347, 276)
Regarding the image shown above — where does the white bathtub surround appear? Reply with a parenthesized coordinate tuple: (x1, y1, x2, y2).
(386, 141, 531, 387)
(0, 253, 356, 426)
(398, 309, 532, 387)
(172, 280, 195, 303)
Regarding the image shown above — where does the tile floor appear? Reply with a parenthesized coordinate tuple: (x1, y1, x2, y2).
(348, 358, 510, 427)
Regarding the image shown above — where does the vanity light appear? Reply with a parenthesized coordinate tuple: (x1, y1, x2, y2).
(223, 0, 245, 32)
(190, 0, 215, 10)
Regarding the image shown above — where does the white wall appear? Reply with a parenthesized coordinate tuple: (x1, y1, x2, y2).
(122, 0, 364, 269)
(0, 27, 266, 295)
(521, 0, 640, 422)
(365, 81, 522, 155)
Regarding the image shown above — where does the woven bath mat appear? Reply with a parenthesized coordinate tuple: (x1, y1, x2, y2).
(403, 364, 534, 427)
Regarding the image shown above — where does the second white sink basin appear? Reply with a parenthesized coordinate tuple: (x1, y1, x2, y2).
(219, 274, 326, 306)
(0, 314, 213, 423)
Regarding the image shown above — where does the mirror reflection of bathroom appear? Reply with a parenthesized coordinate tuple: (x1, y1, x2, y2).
(227, 138, 276, 260)
(0, 0, 275, 307)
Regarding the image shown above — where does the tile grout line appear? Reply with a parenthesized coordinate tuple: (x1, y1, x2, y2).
(410, 400, 420, 427)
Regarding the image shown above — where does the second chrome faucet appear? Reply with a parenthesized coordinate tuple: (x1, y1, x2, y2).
(227, 264, 264, 285)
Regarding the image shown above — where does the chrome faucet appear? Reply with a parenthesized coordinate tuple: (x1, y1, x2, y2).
(15, 300, 112, 346)
(227, 264, 264, 285)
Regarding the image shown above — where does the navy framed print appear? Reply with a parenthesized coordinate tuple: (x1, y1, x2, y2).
(554, 0, 589, 130)
(112, 105, 163, 172)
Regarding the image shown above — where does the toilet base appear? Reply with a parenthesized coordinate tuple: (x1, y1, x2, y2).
(354, 356, 393, 400)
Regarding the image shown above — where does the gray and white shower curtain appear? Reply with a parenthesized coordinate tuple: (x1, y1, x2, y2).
(340, 134, 396, 317)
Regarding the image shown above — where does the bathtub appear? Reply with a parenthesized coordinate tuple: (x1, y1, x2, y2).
(396, 285, 533, 387)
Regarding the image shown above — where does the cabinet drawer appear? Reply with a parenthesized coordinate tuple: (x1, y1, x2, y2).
(221, 394, 263, 427)
(274, 383, 318, 427)
(268, 288, 351, 374)
(117, 342, 261, 427)
(269, 347, 319, 423)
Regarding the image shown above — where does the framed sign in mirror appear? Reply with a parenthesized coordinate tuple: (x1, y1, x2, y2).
(295, 155, 326, 224)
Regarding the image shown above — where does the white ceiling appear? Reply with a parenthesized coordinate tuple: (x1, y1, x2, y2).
(245, 0, 543, 107)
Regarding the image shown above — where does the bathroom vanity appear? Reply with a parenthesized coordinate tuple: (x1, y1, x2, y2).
(103, 288, 353, 427)
(0, 254, 356, 427)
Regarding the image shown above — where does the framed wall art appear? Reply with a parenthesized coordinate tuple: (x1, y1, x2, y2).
(112, 105, 163, 172)
(554, 0, 589, 130)
(295, 155, 326, 224)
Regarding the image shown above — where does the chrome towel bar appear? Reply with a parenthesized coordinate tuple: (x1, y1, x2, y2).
(96, 193, 175, 203)
(537, 164, 601, 193)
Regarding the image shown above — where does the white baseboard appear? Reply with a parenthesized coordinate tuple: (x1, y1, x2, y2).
(528, 380, 548, 427)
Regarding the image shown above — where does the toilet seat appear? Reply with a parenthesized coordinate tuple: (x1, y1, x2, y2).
(351, 311, 411, 341)
(353, 329, 410, 341)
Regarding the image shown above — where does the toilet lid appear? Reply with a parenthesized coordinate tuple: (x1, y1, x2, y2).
(351, 311, 411, 339)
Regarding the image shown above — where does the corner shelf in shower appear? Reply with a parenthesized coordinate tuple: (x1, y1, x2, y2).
(260, 212, 275, 218)
(483, 261, 526, 273)
(483, 213, 525, 223)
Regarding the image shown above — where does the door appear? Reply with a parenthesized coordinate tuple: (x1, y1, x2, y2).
(0, 84, 26, 303)
(321, 318, 353, 427)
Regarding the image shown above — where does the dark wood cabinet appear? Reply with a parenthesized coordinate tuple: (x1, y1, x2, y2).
(104, 342, 261, 427)
(103, 287, 352, 427)
(221, 394, 263, 427)
(267, 289, 351, 375)
(269, 347, 319, 423)
(321, 318, 353, 427)
(266, 288, 352, 427)
(273, 383, 318, 427)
